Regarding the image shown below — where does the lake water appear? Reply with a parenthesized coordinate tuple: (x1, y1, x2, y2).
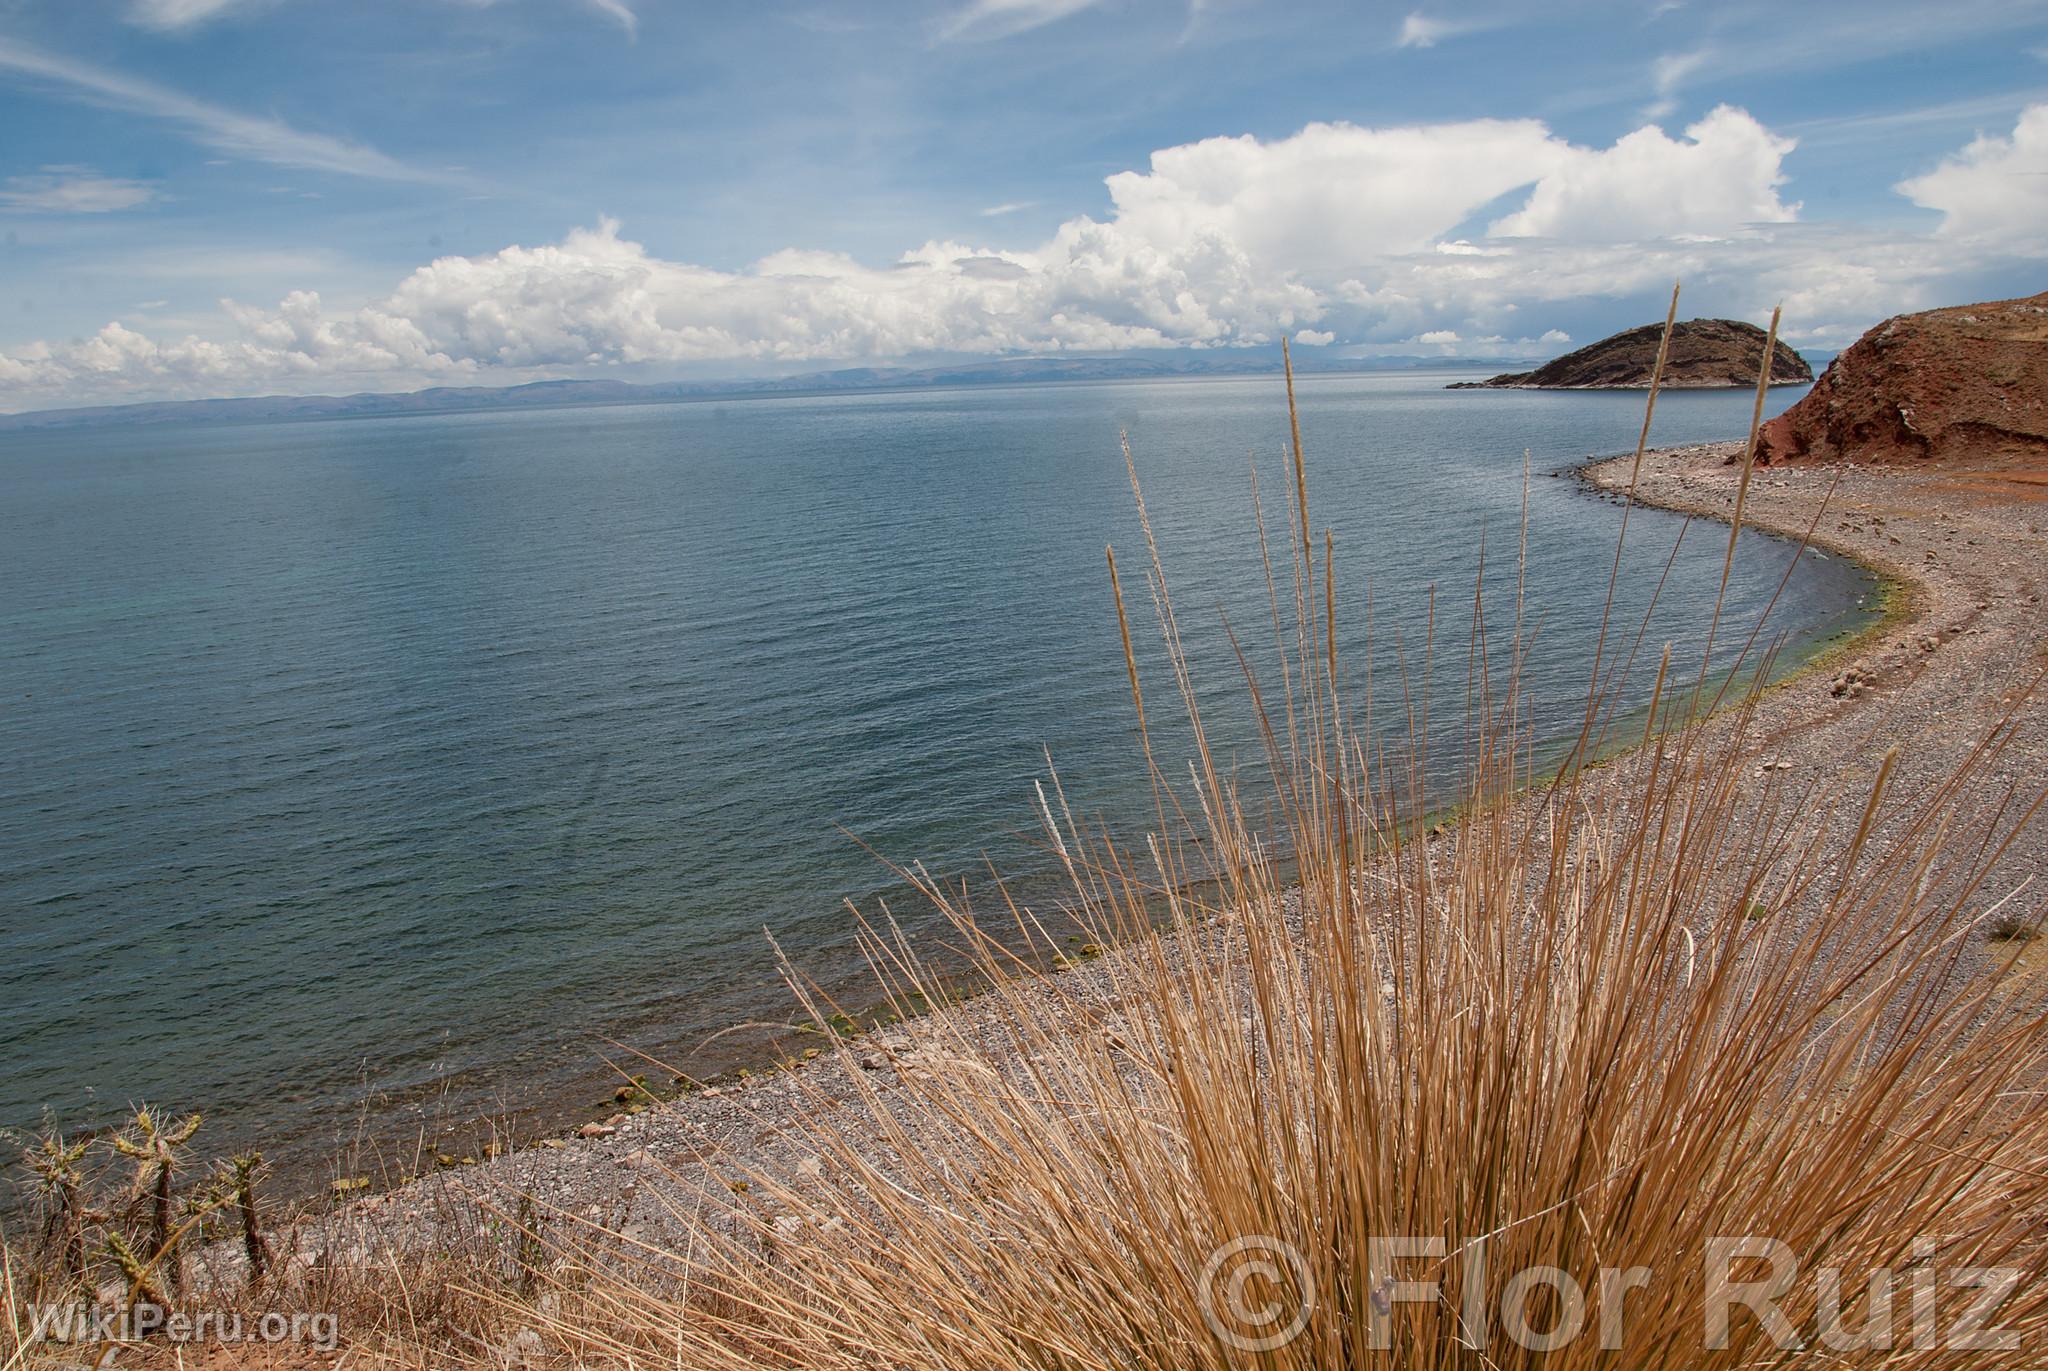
(0, 371, 1877, 1181)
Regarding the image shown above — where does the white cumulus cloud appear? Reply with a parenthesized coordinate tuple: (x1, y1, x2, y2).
(1895, 103, 2048, 245)
(1488, 105, 1798, 240)
(1101, 118, 1570, 273)
(1, 107, 2038, 411)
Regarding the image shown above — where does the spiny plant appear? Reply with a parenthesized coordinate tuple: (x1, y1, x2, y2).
(226, 1153, 272, 1286)
(532, 299, 2048, 1367)
(100, 1229, 168, 1310)
(183, 1150, 273, 1288)
(17, 1131, 97, 1291)
(111, 1107, 202, 1301)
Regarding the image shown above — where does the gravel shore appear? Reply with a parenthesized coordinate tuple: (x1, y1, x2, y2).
(231, 439, 2048, 1286)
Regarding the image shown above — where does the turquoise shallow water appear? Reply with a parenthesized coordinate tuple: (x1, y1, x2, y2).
(0, 371, 1876, 1179)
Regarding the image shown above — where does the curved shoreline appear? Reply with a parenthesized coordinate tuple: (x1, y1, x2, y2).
(207, 439, 2048, 1274)
(280, 438, 1891, 1192)
(1573, 441, 1919, 699)
(508, 440, 1905, 1140)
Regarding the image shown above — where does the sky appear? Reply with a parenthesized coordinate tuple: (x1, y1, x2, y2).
(0, 0, 2044, 412)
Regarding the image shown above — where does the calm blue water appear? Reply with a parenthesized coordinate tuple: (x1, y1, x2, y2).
(0, 372, 1875, 1179)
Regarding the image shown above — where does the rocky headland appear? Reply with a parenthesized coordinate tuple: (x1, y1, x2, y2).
(1757, 289, 2048, 465)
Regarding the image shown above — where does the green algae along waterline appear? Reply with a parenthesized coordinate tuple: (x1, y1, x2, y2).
(0, 371, 1876, 1182)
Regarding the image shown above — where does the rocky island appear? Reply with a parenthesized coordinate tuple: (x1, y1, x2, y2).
(1448, 317, 1813, 389)
(1757, 289, 2048, 465)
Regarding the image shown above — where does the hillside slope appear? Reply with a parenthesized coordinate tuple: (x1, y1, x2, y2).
(1757, 290, 2048, 465)
(1450, 318, 1812, 390)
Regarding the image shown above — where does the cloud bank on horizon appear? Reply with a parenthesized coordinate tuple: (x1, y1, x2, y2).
(6, 102, 2043, 411)
(0, 0, 2044, 413)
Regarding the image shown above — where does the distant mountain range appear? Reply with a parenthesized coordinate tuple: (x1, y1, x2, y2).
(0, 352, 1511, 433)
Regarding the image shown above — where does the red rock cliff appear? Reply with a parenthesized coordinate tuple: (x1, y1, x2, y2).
(1758, 290, 2048, 465)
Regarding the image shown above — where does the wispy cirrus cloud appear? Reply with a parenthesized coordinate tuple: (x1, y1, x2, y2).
(581, 0, 638, 38)
(126, 0, 267, 29)
(1395, 12, 1482, 49)
(1644, 48, 1708, 117)
(0, 166, 160, 214)
(936, 0, 1104, 43)
(0, 38, 461, 186)
(978, 200, 1036, 216)
(1786, 89, 2048, 146)
(129, 0, 637, 34)
(1635, 4, 2045, 116)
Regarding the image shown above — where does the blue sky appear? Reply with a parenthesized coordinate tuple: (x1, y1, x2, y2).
(0, 0, 2043, 410)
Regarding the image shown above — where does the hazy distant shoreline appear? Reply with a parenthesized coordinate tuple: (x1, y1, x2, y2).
(0, 354, 1509, 433)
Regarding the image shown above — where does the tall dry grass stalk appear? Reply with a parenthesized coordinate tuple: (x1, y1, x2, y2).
(543, 316, 2048, 1366)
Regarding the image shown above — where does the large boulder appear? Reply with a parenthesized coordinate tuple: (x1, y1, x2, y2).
(1757, 290, 2048, 465)
(1450, 318, 1812, 390)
